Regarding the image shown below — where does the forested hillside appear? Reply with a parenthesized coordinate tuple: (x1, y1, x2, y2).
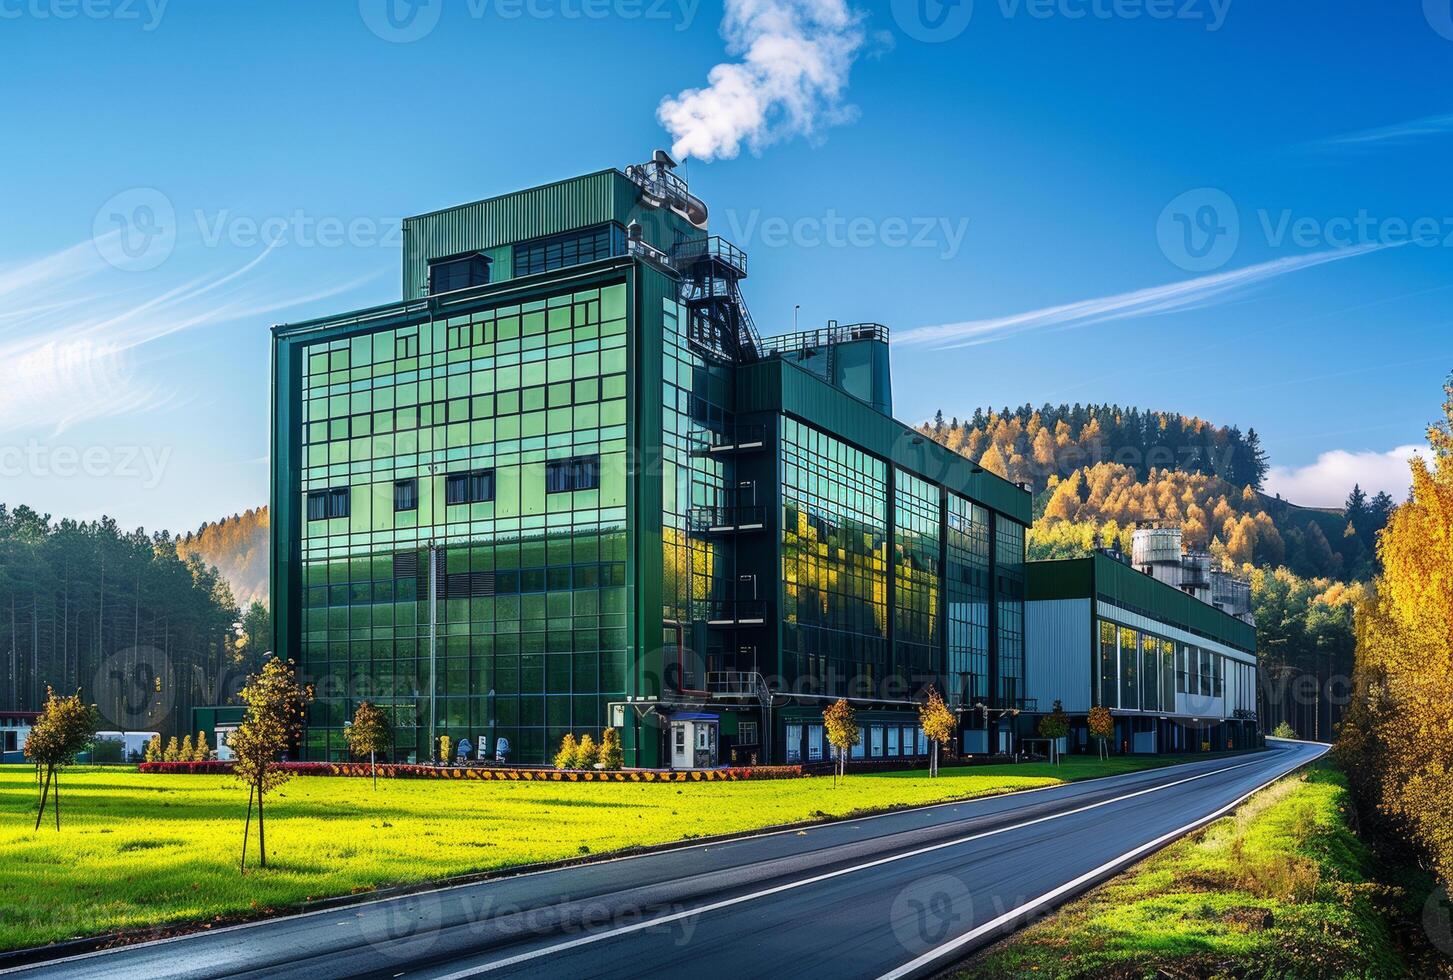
(176, 508, 269, 608)
(924, 403, 1269, 494)
(920, 404, 1392, 581)
(0, 505, 260, 732)
(922, 402, 1396, 738)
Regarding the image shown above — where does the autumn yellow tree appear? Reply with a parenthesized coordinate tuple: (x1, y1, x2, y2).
(345, 700, 392, 788)
(919, 686, 956, 777)
(573, 733, 598, 770)
(1087, 706, 1114, 760)
(1338, 374, 1453, 890)
(234, 657, 312, 870)
(24, 688, 99, 831)
(979, 443, 1009, 479)
(822, 698, 860, 786)
(598, 728, 624, 771)
(554, 733, 579, 770)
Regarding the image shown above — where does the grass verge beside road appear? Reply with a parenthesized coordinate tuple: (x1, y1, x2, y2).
(959, 763, 1406, 979)
(1, 753, 1228, 952)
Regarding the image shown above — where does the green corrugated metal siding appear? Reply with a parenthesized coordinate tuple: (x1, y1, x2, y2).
(1026, 555, 1257, 653)
(401, 170, 696, 299)
(737, 358, 1032, 524)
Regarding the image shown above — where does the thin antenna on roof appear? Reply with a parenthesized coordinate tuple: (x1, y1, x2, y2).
(794, 304, 800, 331)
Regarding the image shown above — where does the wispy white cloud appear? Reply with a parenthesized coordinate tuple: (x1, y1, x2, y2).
(1310, 112, 1453, 150)
(658, 0, 867, 161)
(1266, 444, 1426, 508)
(895, 244, 1389, 350)
(0, 239, 378, 435)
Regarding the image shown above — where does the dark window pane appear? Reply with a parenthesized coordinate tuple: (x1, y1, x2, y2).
(446, 474, 469, 505)
(313, 486, 349, 520)
(513, 225, 621, 278)
(546, 460, 571, 493)
(572, 455, 599, 490)
(394, 479, 418, 512)
(446, 468, 494, 504)
(469, 469, 495, 503)
(428, 253, 491, 294)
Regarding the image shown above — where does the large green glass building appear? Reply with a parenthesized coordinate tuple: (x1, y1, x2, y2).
(270, 154, 1032, 768)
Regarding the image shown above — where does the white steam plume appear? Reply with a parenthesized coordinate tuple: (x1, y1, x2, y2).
(658, 0, 866, 162)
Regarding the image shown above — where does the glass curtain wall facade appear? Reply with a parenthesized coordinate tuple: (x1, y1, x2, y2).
(893, 469, 942, 685)
(945, 494, 991, 707)
(777, 418, 1025, 712)
(994, 515, 1026, 706)
(1096, 619, 1241, 714)
(660, 296, 735, 687)
(779, 418, 889, 696)
(297, 281, 630, 763)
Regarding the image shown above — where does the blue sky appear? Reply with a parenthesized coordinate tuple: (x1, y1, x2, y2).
(0, 0, 1448, 531)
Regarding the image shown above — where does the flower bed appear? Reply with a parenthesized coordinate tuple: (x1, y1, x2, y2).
(138, 760, 805, 781)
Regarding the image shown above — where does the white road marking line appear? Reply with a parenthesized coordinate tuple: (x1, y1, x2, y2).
(876, 742, 1330, 980)
(429, 751, 1300, 978)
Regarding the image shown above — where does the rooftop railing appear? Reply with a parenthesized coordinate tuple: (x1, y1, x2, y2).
(757, 321, 890, 356)
(671, 236, 748, 277)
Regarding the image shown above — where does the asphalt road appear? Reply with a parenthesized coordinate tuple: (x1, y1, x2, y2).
(8, 739, 1327, 980)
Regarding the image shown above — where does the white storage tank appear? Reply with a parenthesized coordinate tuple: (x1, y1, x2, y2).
(1132, 527, 1184, 588)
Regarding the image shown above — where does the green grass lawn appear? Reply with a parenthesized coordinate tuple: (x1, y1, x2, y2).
(959, 764, 1405, 980)
(0, 753, 1230, 952)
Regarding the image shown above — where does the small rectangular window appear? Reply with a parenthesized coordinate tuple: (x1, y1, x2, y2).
(546, 454, 600, 493)
(394, 479, 418, 512)
(395, 332, 418, 359)
(445, 468, 494, 505)
(428, 253, 491, 294)
(546, 459, 572, 493)
(307, 487, 350, 521)
(512, 225, 623, 278)
(446, 473, 468, 505)
(572, 455, 599, 491)
(469, 469, 494, 503)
